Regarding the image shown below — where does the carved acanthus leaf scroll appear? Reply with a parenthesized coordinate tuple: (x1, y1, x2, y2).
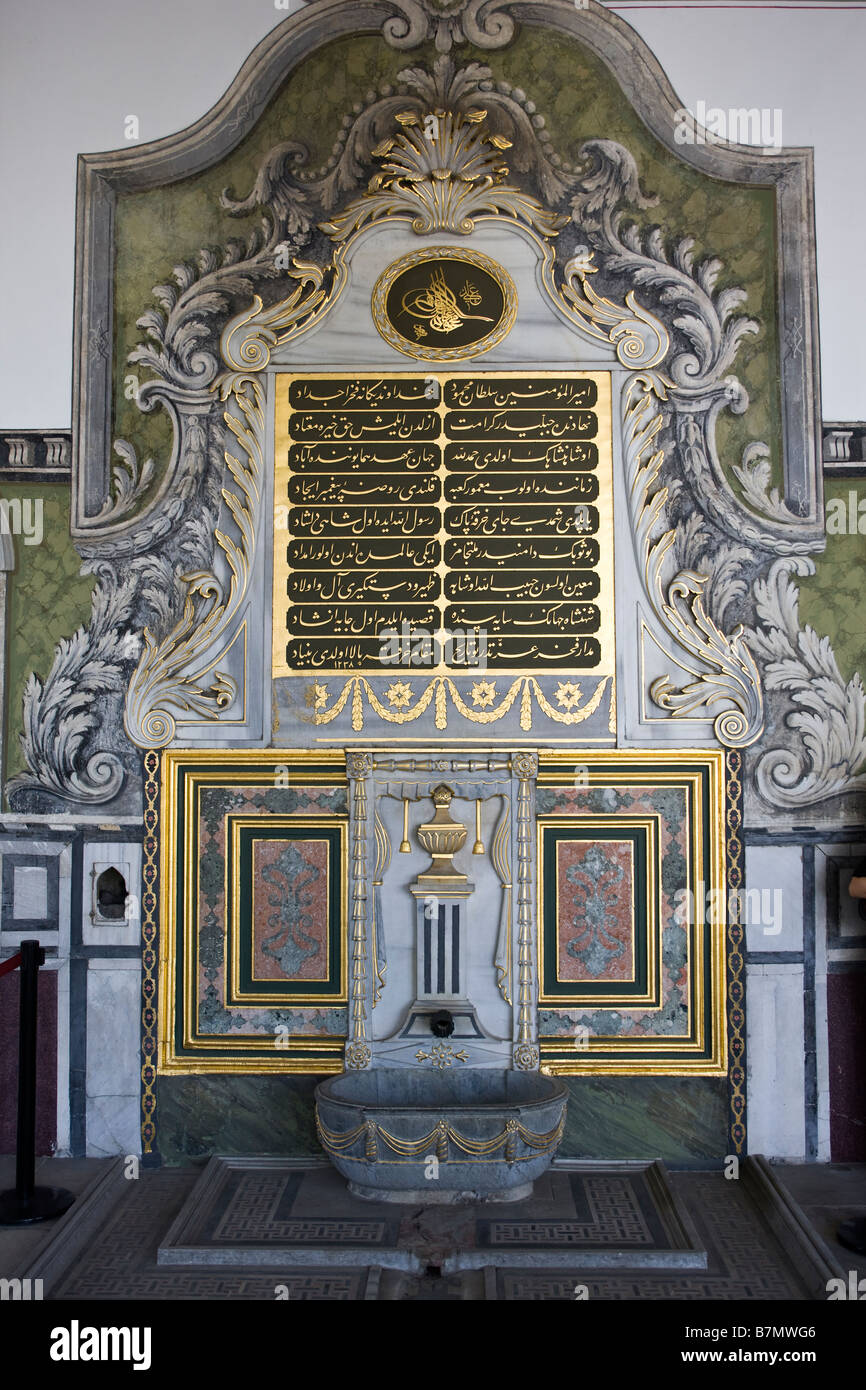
(731, 442, 798, 523)
(569, 139, 819, 555)
(558, 248, 667, 370)
(124, 377, 263, 748)
(10, 424, 224, 807)
(747, 558, 866, 807)
(219, 260, 344, 379)
(6, 567, 140, 804)
(95, 441, 156, 524)
(623, 372, 763, 747)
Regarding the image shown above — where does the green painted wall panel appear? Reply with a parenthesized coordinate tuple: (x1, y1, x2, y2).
(1, 484, 95, 789)
(798, 479, 866, 712)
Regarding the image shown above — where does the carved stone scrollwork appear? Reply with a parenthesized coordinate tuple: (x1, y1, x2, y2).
(94, 441, 156, 525)
(24, 27, 828, 809)
(10, 406, 226, 806)
(220, 260, 345, 377)
(568, 139, 822, 556)
(558, 248, 668, 370)
(124, 377, 263, 748)
(747, 558, 866, 807)
(6, 564, 139, 806)
(365, 0, 517, 54)
(622, 373, 764, 748)
(732, 442, 799, 525)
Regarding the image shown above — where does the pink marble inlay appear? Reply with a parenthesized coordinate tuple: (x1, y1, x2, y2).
(557, 839, 634, 982)
(252, 838, 329, 981)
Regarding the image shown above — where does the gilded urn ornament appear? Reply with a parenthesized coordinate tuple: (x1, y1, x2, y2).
(416, 784, 468, 884)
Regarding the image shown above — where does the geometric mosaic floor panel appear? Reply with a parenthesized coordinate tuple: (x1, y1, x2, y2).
(156, 1158, 704, 1272)
(43, 1162, 818, 1300)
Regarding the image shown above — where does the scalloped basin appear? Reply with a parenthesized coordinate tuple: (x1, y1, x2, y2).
(315, 1068, 568, 1203)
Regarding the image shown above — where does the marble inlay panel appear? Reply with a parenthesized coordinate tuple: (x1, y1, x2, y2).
(252, 838, 329, 982)
(556, 839, 635, 983)
(535, 752, 726, 1072)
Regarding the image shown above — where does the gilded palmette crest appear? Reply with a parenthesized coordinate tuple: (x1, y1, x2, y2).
(320, 106, 567, 241)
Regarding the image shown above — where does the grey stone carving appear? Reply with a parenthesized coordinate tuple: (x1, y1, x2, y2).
(95, 441, 155, 524)
(748, 558, 866, 808)
(331, 0, 518, 55)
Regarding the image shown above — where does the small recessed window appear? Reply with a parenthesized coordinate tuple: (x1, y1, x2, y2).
(95, 866, 127, 920)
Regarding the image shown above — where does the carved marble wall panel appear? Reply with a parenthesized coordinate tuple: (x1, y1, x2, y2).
(6, 0, 843, 824)
(4, 3, 859, 1166)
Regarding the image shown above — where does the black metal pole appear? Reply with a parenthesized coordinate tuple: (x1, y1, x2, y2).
(0, 937, 75, 1225)
(15, 939, 43, 1210)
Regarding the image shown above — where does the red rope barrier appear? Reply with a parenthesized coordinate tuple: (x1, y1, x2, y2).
(0, 952, 22, 978)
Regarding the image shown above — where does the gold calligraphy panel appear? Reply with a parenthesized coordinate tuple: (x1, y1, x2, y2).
(272, 372, 615, 679)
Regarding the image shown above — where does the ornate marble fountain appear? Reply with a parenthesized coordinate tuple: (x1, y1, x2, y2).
(315, 755, 567, 1201)
(315, 1066, 567, 1203)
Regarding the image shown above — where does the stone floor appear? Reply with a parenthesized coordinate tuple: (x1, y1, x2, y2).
(2, 1154, 862, 1300)
(770, 1161, 866, 1281)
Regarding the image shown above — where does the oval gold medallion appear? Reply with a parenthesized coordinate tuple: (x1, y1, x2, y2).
(372, 247, 516, 360)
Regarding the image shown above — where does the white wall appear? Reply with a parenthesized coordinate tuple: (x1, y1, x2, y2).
(0, 0, 863, 426)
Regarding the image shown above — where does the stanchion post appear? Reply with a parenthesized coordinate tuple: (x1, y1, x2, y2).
(15, 939, 44, 1211)
(0, 936, 75, 1225)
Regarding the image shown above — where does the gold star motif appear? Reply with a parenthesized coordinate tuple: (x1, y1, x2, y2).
(555, 680, 582, 711)
(471, 679, 496, 708)
(305, 682, 329, 710)
(386, 681, 412, 709)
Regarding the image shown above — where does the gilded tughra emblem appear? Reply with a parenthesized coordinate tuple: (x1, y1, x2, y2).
(373, 247, 516, 360)
(399, 265, 494, 336)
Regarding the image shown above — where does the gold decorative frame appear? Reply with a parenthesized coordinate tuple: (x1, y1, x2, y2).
(538, 818, 658, 1005)
(536, 748, 727, 1075)
(158, 748, 349, 1073)
(228, 816, 347, 1003)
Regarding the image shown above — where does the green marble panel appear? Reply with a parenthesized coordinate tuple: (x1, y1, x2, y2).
(1, 484, 95, 791)
(558, 1075, 729, 1161)
(798, 478, 866, 725)
(156, 1072, 728, 1162)
(157, 1073, 324, 1164)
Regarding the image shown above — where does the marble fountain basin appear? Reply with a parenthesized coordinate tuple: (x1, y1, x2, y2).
(315, 1068, 568, 1203)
